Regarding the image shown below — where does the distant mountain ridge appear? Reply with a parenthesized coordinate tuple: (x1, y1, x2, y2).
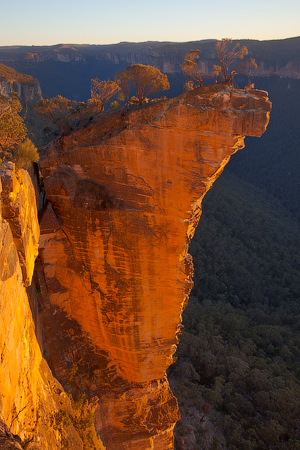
(0, 37, 300, 101)
(1, 37, 300, 68)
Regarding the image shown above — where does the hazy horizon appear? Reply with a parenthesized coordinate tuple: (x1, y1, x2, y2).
(1, 0, 300, 47)
(0, 35, 299, 50)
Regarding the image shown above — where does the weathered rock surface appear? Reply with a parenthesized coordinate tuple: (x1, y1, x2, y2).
(39, 84, 271, 449)
(0, 419, 23, 450)
(0, 78, 42, 105)
(0, 162, 39, 286)
(0, 163, 105, 449)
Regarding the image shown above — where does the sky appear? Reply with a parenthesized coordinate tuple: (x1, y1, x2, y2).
(1, 0, 300, 46)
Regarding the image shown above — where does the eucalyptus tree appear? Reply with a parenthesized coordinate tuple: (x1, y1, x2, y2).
(115, 64, 170, 105)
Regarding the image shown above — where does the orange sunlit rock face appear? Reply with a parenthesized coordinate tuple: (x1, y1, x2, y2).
(0, 163, 105, 449)
(39, 84, 271, 449)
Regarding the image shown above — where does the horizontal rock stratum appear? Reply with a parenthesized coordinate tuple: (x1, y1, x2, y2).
(39, 84, 271, 449)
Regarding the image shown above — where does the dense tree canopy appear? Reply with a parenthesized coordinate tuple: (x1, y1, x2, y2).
(169, 173, 300, 449)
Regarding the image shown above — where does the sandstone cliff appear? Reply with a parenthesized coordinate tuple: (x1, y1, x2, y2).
(0, 162, 104, 449)
(38, 84, 271, 449)
(0, 64, 42, 105)
(0, 79, 42, 105)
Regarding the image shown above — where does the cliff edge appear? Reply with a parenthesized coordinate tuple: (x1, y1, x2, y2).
(0, 63, 42, 105)
(0, 162, 104, 449)
(38, 84, 271, 449)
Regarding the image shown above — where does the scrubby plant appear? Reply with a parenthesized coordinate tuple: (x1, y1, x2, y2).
(213, 38, 257, 84)
(66, 391, 103, 448)
(0, 93, 26, 163)
(34, 95, 75, 135)
(12, 138, 39, 169)
(181, 49, 204, 88)
(110, 100, 119, 109)
(89, 78, 120, 110)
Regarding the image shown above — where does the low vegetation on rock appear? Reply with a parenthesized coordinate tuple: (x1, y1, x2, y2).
(213, 38, 257, 83)
(12, 138, 39, 169)
(181, 39, 257, 89)
(32, 39, 257, 143)
(0, 69, 39, 169)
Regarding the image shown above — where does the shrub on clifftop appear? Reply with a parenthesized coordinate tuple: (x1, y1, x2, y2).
(213, 38, 257, 84)
(115, 64, 170, 105)
(12, 138, 39, 169)
(89, 78, 120, 111)
(34, 95, 75, 135)
(181, 49, 204, 88)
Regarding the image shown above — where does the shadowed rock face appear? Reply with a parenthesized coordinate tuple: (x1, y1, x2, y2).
(39, 84, 271, 449)
(0, 79, 42, 104)
(0, 419, 23, 450)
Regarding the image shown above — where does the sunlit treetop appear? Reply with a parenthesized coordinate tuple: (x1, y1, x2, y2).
(88, 78, 120, 111)
(115, 64, 170, 105)
(181, 49, 204, 87)
(213, 38, 257, 83)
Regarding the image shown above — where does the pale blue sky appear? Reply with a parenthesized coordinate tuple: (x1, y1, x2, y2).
(1, 0, 299, 46)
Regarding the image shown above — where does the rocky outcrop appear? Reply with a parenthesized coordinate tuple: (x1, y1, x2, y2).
(0, 79, 42, 104)
(0, 162, 105, 449)
(39, 84, 271, 449)
(0, 162, 39, 286)
(0, 64, 42, 104)
(24, 47, 85, 63)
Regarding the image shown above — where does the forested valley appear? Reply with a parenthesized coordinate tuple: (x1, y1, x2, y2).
(169, 75, 300, 449)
